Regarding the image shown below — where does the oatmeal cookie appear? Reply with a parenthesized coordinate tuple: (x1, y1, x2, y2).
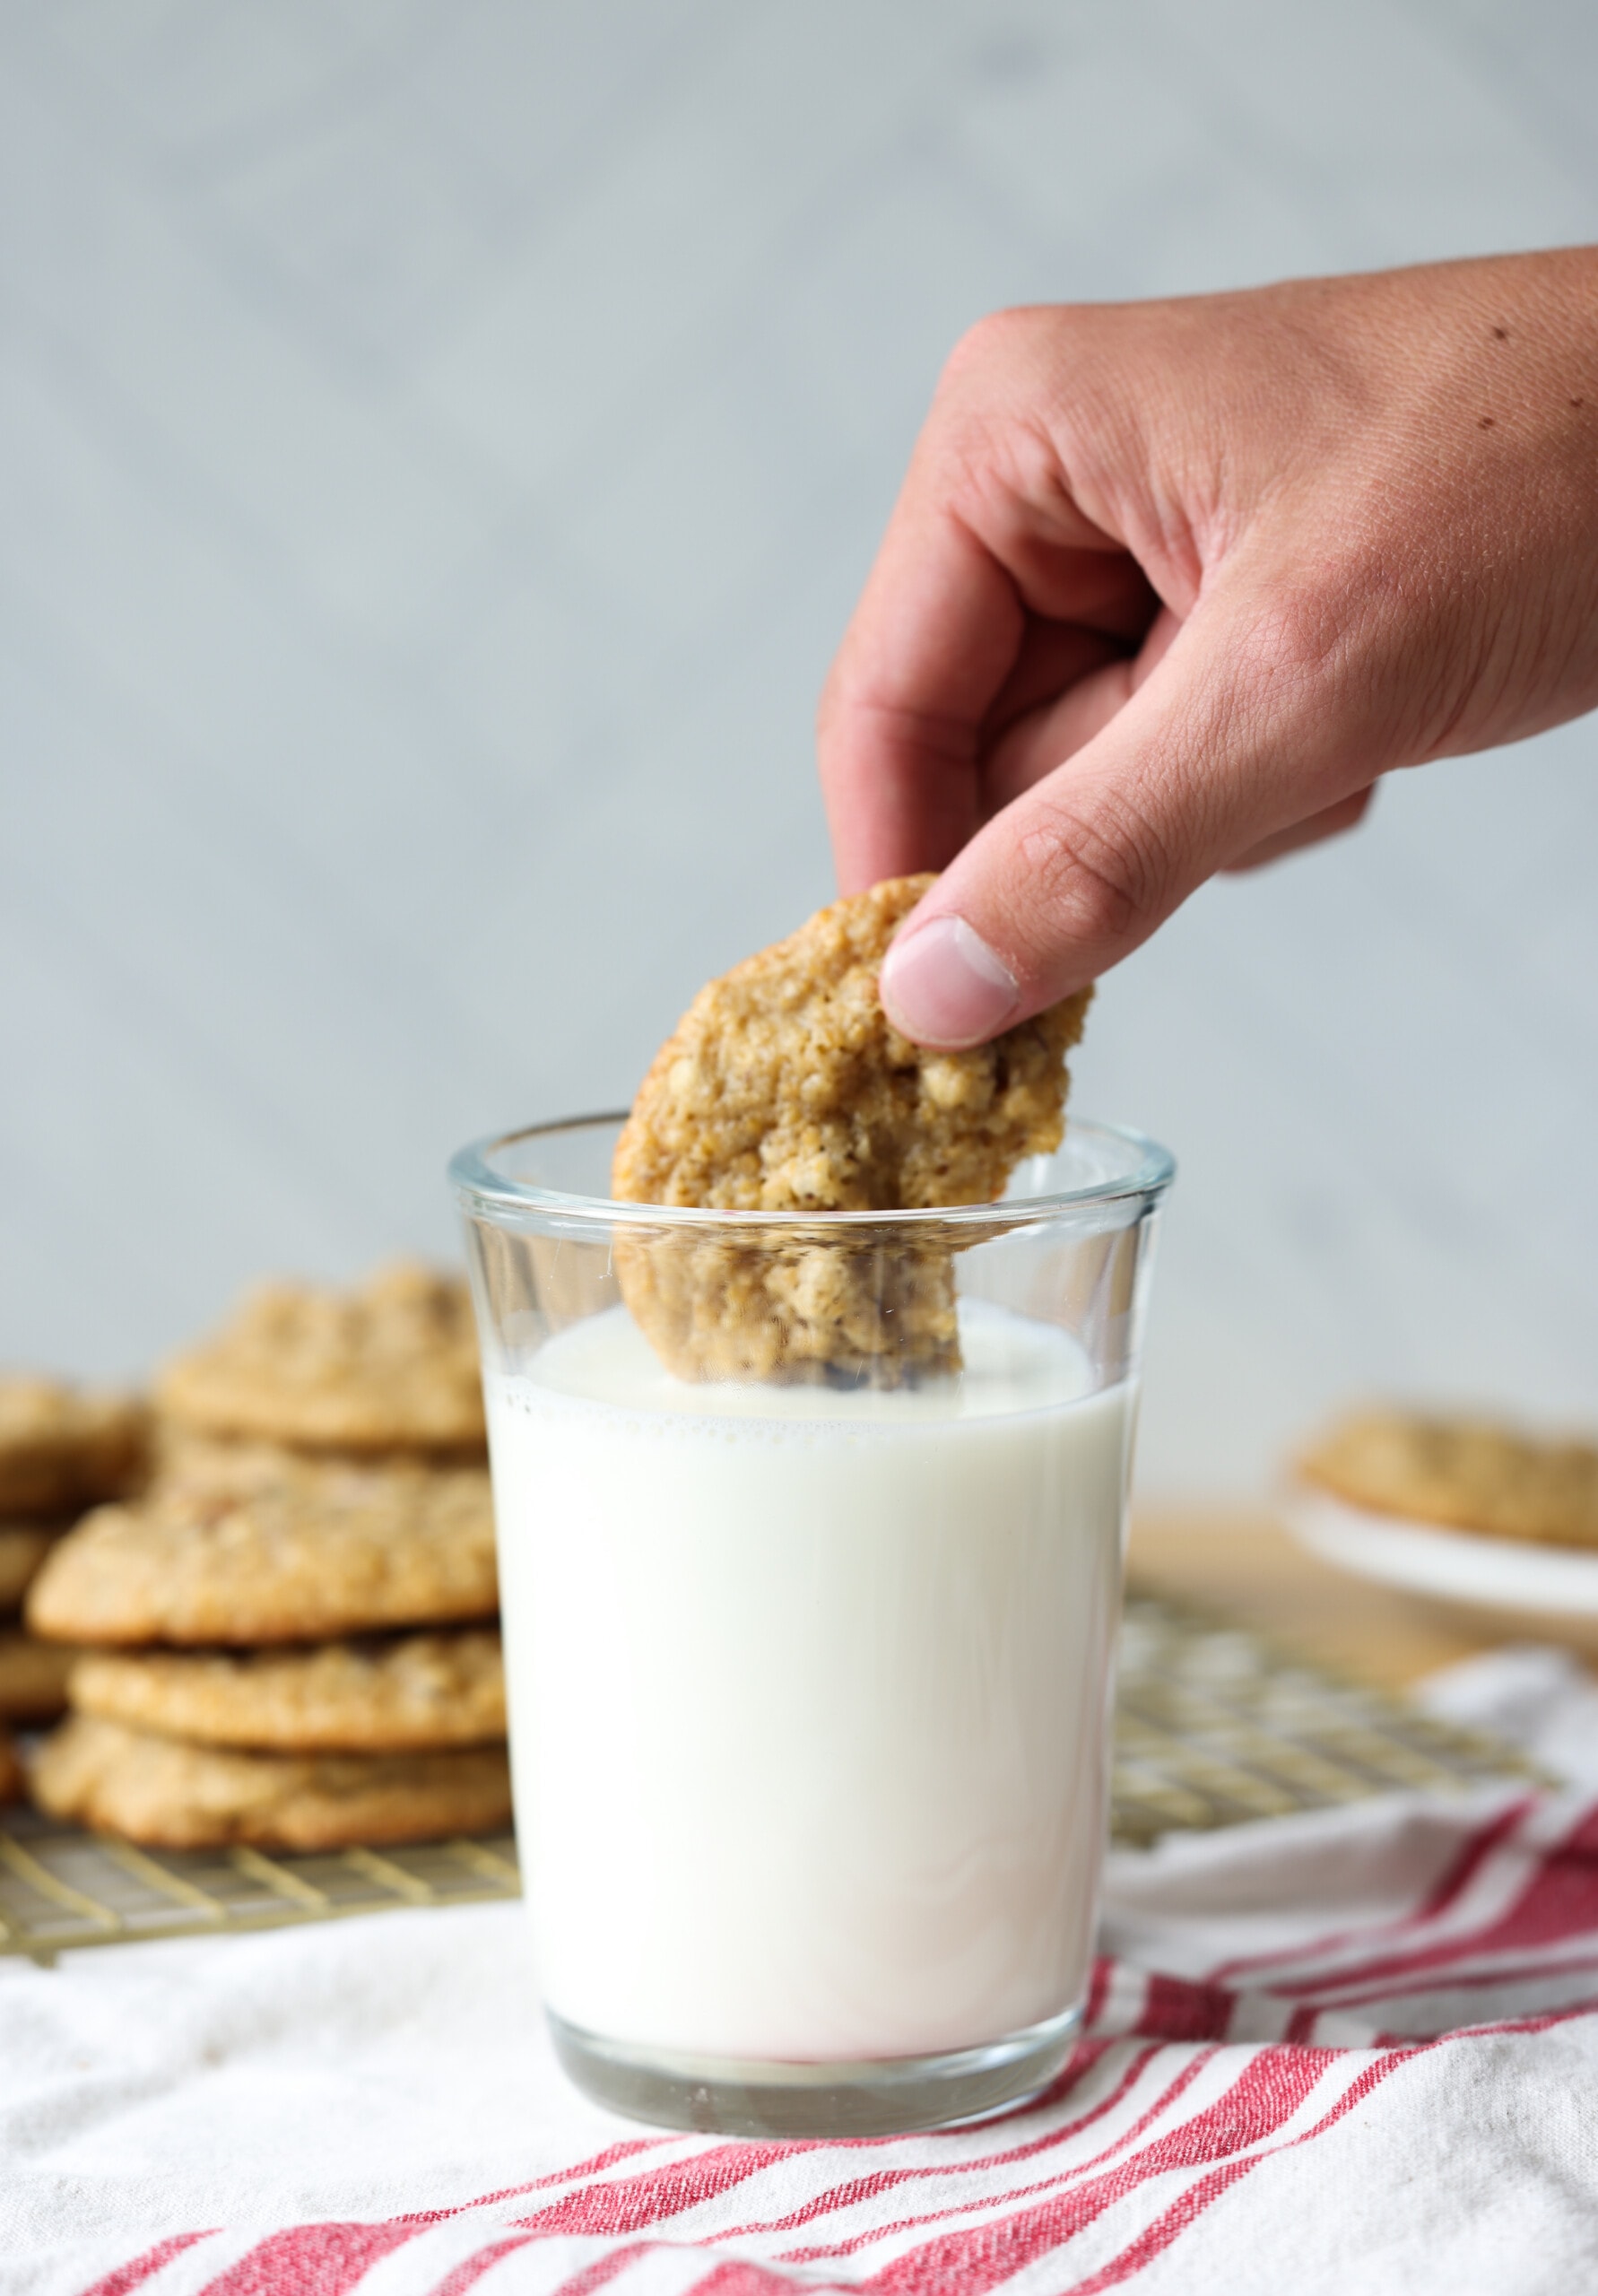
(0, 1733, 22, 1805)
(613, 1224, 967, 1387)
(612, 875, 1091, 1381)
(0, 1629, 75, 1723)
(26, 1455, 497, 1645)
(71, 1630, 506, 1752)
(1298, 1408, 1598, 1548)
(0, 1378, 147, 1516)
(0, 1522, 57, 1610)
(155, 1262, 485, 1453)
(30, 1716, 512, 1850)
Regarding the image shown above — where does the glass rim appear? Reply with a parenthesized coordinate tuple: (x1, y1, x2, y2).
(448, 1111, 1176, 1232)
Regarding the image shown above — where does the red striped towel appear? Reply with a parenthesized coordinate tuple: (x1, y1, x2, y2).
(12, 1657, 1598, 2294)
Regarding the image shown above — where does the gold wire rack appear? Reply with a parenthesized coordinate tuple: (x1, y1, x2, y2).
(0, 1596, 1538, 1962)
(1109, 1593, 1540, 1846)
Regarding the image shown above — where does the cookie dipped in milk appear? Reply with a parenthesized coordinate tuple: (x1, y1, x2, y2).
(451, 879, 1174, 2137)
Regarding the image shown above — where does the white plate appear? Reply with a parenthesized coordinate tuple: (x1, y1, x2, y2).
(1284, 1488, 1598, 1630)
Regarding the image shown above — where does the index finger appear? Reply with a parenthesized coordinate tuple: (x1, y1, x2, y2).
(818, 495, 1022, 891)
(817, 337, 1142, 892)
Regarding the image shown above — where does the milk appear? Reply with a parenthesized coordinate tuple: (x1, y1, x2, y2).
(487, 1299, 1132, 2065)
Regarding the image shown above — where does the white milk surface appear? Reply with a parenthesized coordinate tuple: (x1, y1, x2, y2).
(487, 1300, 1132, 2064)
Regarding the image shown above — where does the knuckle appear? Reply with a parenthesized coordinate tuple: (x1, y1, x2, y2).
(936, 304, 1052, 403)
(1012, 790, 1168, 957)
(1233, 581, 1349, 691)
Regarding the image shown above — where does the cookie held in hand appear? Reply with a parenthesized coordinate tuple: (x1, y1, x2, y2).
(612, 876, 1091, 1383)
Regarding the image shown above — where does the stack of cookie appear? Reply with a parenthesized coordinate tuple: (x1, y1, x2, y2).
(26, 1265, 512, 1852)
(0, 1377, 148, 1802)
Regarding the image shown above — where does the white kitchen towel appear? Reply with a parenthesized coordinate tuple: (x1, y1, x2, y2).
(1415, 1641, 1598, 1789)
(3, 1658, 1596, 2295)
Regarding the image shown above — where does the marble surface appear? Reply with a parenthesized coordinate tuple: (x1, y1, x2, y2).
(2, 0, 1595, 1492)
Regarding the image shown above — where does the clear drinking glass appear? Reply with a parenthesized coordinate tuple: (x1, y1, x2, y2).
(449, 1112, 1173, 2138)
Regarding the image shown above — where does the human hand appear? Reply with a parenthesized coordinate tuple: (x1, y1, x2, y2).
(819, 250, 1598, 1046)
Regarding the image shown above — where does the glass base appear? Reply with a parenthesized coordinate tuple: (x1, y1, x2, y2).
(547, 2003, 1084, 2138)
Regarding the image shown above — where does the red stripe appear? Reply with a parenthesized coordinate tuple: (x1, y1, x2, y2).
(1405, 1799, 1541, 1919)
(187, 2130, 674, 2296)
(1084, 1963, 1150, 2039)
(1262, 1804, 1598, 2005)
(88, 2137, 673, 2296)
(524, 2050, 1177, 2260)
(430, 2235, 535, 2295)
(1065, 2050, 1411, 2293)
(1292, 1948, 1598, 2020)
(715, 2044, 1151, 2248)
(1026, 2034, 1124, 2113)
(780, 2049, 1212, 2266)
(198, 2222, 422, 2296)
(512, 2142, 814, 2239)
(386, 2139, 666, 2226)
(691, 2267, 818, 2296)
(546, 2246, 648, 2296)
(77, 2234, 219, 2296)
(1374, 1998, 1598, 2048)
(1074, 2007, 1598, 2293)
(470, 2014, 1598, 2296)
(71, 1852, 1598, 2296)
(1133, 1974, 1235, 2042)
(851, 2047, 1330, 2293)
(1210, 1796, 1536, 1983)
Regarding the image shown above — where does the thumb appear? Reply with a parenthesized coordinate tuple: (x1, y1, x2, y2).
(878, 589, 1368, 1045)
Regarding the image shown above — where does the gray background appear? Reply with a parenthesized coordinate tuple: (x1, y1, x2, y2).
(3, 0, 1595, 1494)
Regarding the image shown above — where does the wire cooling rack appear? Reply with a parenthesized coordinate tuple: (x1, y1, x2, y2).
(0, 1596, 1540, 1961)
(1109, 1593, 1540, 1847)
(0, 1818, 521, 1962)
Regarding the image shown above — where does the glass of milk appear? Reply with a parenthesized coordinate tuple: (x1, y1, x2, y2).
(449, 1113, 1173, 2137)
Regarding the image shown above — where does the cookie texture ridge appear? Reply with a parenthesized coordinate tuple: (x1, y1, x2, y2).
(0, 1379, 148, 1516)
(26, 1455, 497, 1645)
(71, 1630, 507, 1752)
(611, 874, 1092, 1382)
(1298, 1408, 1598, 1548)
(154, 1261, 485, 1453)
(30, 1716, 512, 1850)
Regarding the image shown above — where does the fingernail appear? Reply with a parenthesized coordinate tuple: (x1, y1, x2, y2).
(881, 915, 1020, 1047)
